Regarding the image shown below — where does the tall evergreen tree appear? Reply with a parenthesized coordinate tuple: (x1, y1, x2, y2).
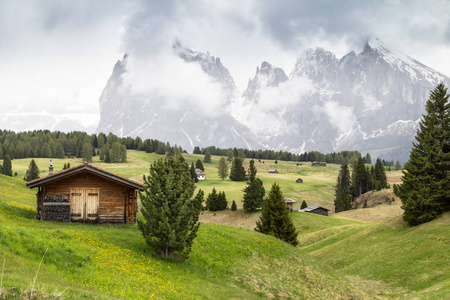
(138, 158, 203, 260)
(190, 162, 198, 183)
(195, 159, 204, 172)
(226, 149, 233, 162)
(231, 200, 237, 211)
(373, 158, 388, 190)
(352, 157, 369, 197)
(206, 188, 227, 211)
(81, 143, 93, 162)
(24, 159, 40, 181)
(398, 83, 450, 225)
(334, 164, 352, 212)
(203, 150, 211, 163)
(243, 160, 265, 211)
(217, 156, 229, 180)
(255, 183, 298, 246)
(2, 155, 12, 176)
(365, 153, 372, 164)
(229, 157, 246, 181)
(395, 160, 402, 171)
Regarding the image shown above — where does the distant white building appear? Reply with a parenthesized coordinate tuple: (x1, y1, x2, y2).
(195, 168, 206, 180)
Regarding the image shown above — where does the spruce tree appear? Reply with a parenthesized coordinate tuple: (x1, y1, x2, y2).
(334, 163, 352, 212)
(81, 143, 93, 162)
(195, 159, 204, 172)
(217, 156, 228, 180)
(300, 200, 308, 210)
(24, 159, 40, 181)
(190, 162, 198, 183)
(2, 155, 12, 176)
(352, 157, 369, 197)
(243, 159, 265, 211)
(373, 158, 388, 190)
(138, 158, 203, 260)
(203, 150, 211, 163)
(255, 183, 298, 246)
(399, 84, 450, 225)
(229, 157, 246, 181)
(206, 188, 227, 211)
(395, 160, 402, 171)
(231, 200, 237, 211)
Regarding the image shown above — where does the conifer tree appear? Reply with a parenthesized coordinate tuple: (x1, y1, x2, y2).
(398, 84, 450, 225)
(203, 150, 211, 163)
(255, 183, 298, 246)
(227, 149, 233, 162)
(352, 157, 369, 197)
(395, 160, 402, 170)
(190, 162, 198, 183)
(195, 159, 204, 172)
(206, 188, 227, 211)
(231, 200, 237, 211)
(24, 159, 40, 181)
(217, 156, 228, 180)
(300, 200, 308, 210)
(243, 159, 265, 211)
(229, 157, 246, 181)
(2, 155, 12, 176)
(138, 158, 203, 260)
(334, 163, 352, 212)
(373, 158, 388, 190)
(81, 143, 93, 162)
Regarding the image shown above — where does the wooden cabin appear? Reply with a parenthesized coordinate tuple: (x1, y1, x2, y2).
(26, 163, 144, 224)
(284, 198, 297, 211)
(268, 169, 279, 174)
(296, 178, 303, 183)
(311, 162, 327, 167)
(195, 168, 206, 181)
(299, 205, 330, 216)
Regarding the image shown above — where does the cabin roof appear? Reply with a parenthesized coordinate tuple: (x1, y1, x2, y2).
(26, 162, 144, 191)
(284, 198, 297, 204)
(299, 205, 330, 212)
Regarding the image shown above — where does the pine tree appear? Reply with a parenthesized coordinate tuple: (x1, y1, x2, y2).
(24, 159, 40, 181)
(195, 159, 204, 172)
(81, 143, 93, 162)
(243, 159, 265, 211)
(217, 156, 228, 180)
(373, 158, 387, 190)
(138, 158, 203, 260)
(365, 153, 372, 164)
(190, 162, 198, 183)
(2, 155, 12, 176)
(334, 163, 352, 212)
(206, 188, 227, 211)
(226, 149, 233, 162)
(255, 183, 298, 246)
(352, 157, 369, 197)
(203, 150, 211, 163)
(229, 157, 246, 181)
(395, 160, 402, 171)
(231, 200, 237, 211)
(300, 200, 308, 210)
(399, 84, 450, 225)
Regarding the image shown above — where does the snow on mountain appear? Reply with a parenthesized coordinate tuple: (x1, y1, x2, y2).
(96, 38, 449, 163)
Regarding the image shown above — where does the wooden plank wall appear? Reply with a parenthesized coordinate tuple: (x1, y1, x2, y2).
(43, 171, 131, 223)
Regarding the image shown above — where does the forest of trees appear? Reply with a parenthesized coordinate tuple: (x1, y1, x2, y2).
(0, 130, 184, 163)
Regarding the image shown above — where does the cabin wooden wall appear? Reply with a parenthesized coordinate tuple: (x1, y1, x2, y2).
(42, 171, 132, 223)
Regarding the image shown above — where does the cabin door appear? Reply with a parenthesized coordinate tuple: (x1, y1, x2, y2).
(70, 188, 99, 221)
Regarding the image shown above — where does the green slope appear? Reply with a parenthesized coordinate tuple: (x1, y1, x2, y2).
(0, 174, 367, 299)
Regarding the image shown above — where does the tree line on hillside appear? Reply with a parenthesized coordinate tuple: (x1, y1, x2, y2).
(334, 157, 389, 213)
(0, 130, 184, 163)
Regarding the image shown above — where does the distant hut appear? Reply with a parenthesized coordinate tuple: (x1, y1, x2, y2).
(296, 163, 302, 166)
(311, 162, 327, 166)
(26, 163, 144, 224)
(299, 205, 330, 216)
(296, 178, 303, 183)
(195, 168, 206, 180)
(268, 169, 279, 174)
(284, 198, 297, 211)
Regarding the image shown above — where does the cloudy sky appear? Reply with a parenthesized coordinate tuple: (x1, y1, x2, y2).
(1, 0, 450, 133)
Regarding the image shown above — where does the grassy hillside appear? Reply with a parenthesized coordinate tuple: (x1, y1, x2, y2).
(0, 174, 368, 299)
(2, 152, 449, 299)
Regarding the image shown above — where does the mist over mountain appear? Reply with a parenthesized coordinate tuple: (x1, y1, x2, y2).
(96, 38, 449, 163)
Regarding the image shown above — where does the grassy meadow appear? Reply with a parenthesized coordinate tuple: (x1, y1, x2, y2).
(0, 151, 449, 299)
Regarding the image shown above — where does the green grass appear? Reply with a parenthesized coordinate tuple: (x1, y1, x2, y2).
(2, 152, 449, 299)
(0, 174, 369, 299)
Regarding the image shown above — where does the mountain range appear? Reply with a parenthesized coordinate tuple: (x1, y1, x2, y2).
(96, 38, 449, 163)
